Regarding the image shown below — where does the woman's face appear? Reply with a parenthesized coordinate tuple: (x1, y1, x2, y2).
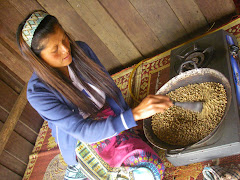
(40, 25, 72, 70)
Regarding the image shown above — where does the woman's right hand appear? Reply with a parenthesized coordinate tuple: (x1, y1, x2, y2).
(132, 94, 173, 121)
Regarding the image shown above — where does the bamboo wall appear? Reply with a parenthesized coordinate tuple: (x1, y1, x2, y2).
(0, 0, 237, 179)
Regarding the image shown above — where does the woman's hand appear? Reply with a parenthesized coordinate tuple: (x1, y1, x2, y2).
(132, 95, 173, 121)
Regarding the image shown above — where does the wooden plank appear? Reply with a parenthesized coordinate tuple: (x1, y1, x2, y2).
(0, 1, 43, 83)
(37, 0, 122, 70)
(0, 164, 22, 180)
(0, 0, 42, 54)
(20, 102, 44, 135)
(0, 0, 24, 51)
(0, 37, 32, 83)
(79, 0, 164, 58)
(195, 0, 236, 23)
(68, 0, 142, 64)
(0, 84, 28, 156)
(4, 0, 43, 58)
(8, 0, 44, 17)
(130, 0, 187, 49)
(0, 122, 34, 164)
(0, 108, 9, 124)
(0, 150, 26, 176)
(0, 80, 18, 113)
(0, 61, 24, 94)
(0, 79, 43, 135)
(15, 120, 39, 144)
(167, 0, 208, 34)
(0, 108, 38, 144)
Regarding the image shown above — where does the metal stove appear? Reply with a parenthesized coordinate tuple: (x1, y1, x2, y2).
(167, 29, 240, 166)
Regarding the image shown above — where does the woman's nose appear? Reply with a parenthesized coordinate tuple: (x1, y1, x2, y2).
(61, 43, 69, 54)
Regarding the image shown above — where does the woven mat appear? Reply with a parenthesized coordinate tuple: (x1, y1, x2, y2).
(23, 17, 240, 180)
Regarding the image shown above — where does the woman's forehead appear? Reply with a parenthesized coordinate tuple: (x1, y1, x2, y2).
(41, 25, 65, 48)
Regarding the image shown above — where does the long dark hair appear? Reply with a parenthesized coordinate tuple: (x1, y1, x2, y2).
(16, 10, 120, 115)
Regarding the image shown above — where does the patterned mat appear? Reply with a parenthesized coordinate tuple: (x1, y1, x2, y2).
(23, 17, 240, 180)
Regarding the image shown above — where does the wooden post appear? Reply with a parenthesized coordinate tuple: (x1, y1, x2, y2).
(0, 83, 28, 156)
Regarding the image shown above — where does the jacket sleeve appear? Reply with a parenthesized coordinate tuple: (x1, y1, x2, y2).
(27, 83, 137, 143)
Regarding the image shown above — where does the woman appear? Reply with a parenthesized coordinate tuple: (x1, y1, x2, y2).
(17, 10, 172, 180)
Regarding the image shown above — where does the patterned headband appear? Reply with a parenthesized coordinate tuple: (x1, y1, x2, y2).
(22, 11, 48, 47)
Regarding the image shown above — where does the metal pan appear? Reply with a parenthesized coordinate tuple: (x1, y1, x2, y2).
(143, 61, 232, 154)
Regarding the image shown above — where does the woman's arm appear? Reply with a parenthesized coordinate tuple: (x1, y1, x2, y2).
(78, 41, 173, 121)
(132, 94, 173, 121)
(27, 79, 137, 143)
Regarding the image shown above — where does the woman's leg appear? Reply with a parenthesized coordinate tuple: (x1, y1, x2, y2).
(74, 130, 164, 179)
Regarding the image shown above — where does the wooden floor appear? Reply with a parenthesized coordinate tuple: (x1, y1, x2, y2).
(0, 0, 237, 179)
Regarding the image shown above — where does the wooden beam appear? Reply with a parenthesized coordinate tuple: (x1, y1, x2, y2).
(0, 84, 28, 156)
(0, 79, 43, 143)
(0, 108, 39, 145)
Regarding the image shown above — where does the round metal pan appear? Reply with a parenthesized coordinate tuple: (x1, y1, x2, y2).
(143, 61, 232, 153)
